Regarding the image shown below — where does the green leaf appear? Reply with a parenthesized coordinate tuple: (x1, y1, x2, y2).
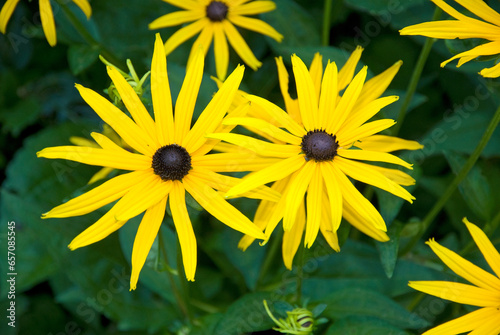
(0, 98, 41, 137)
(68, 44, 100, 75)
(443, 151, 493, 220)
(326, 316, 411, 335)
(376, 222, 402, 279)
(343, 0, 426, 12)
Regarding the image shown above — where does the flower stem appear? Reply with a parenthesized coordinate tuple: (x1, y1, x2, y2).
(176, 241, 193, 322)
(295, 242, 305, 303)
(321, 0, 334, 46)
(58, 1, 125, 70)
(257, 229, 283, 289)
(402, 102, 500, 255)
(392, 7, 441, 136)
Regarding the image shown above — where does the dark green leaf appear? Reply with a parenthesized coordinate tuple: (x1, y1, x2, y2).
(326, 315, 411, 335)
(68, 44, 100, 75)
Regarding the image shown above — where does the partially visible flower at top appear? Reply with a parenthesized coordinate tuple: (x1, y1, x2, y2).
(149, 0, 283, 80)
(99, 56, 151, 106)
(69, 124, 133, 184)
(0, 0, 92, 46)
(400, 0, 500, 77)
(210, 49, 422, 268)
(409, 218, 500, 335)
(37, 34, 275, 289)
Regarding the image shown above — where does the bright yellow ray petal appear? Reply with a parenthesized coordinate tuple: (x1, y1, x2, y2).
(441, 41, 500, 68)
(318, 61, 338, 130)
(222, 117, 302, 144)
(151, 34, 175, 146)
(69, 136, 98, 148)
(206, 133, 301, 158)
(42, 170, 150, 219)
(359, 163, 416, 186)
(90, 132, 123, 151)
(230, 1, 276, 15)
(283, 161, 315, 231)
(130, 197, 167, 290)
(174, 47, 204, 143)
(327, 66, 368, 135)
(246, 94, 306, 137)
(342, 200, 389, 241)
(320, 195, 340, 251)
(148, 10, 204, 29)
(275, 56, 302, 124)
(338, 149, 413, 169)
(355, 60, 402, 111)
(337, 119, 396, 146)
(469, 313, 500, 335)
(335, 157, 415, 202)
(419, 306, 499, 335)
(75, 84, 155, 156)
(163, 18, 208, 56)
(170, 181, 197, 281)
(305, 164, 322, 247)
(228, 14, 283, 42)
(183, 174, 266, 239)
(37, 146, 152, 170)
(332, 163, 386, 231)
(0, 0, 20, 33)
(225, 155, 305, 198)
(292, 54, 319, 130)
(399, 20, 500, 40)
(429, 0, 475, 21)
(453, 0, 500, 26)
(283, 202, 306, 270)
(162, 0, 200, 10)
(109, 66, 159, 145)
(426, 238, 500, 292)
(39, 0, 56, 46)
(88, 167, 114, 185)
(479, 59, 500, 78)
(213, 22, 229, 80)
(342, 96, 399, 134)
(464, 218, 500, 278)
(114, 177, 172, 221)
(338, 45, 363, 91)
(355, 135, 423, 152)
(409, 280, 500, 307)
(309, 53, 323, 101)
(222, 20, 262, 70)
(72, 0, 92, 19)
(192, 152, 279, 172)
(320, 162, 343, 232)
(183, 65, 245, 152)
(187, 23, 214, 64)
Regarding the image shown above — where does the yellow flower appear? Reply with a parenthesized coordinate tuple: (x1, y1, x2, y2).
(210, 49, 421, 268)
(37, 34, 272, 289)
(149, 0, 283, 80)
(400, 0, 500, 77)
(409, 218, 500, 335)
(0, 0, 92, 46)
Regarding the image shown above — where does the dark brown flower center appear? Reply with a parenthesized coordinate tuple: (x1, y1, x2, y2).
(301, 130, 338, 162)
(152, 144, 192, 181)
(206, 1, 228, 22)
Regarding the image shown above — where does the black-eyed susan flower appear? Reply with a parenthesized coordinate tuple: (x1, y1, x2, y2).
(210, 49, 422, 267)
(149, 0, 283, 80)
(0, 0, 91, 46)
(409, 218, 500, 335)
(400, 0, 500, 77)
(38, 34, 272, 289)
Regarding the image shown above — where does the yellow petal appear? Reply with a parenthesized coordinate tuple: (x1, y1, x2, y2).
(441, 41, 500, 68)
(148, 10, 204, 29)
(72, 0, 92, 19)
(213, 22, 229, 80)
(88, 167, 114, 184)
(183, 65, 245, 152)
(338, 149, 413, 170)
(39, 0, 56, 46)
(283, 161, 315, 231)
(342, 96, 399, 134)
(337, 119, 396, 146)
(231, 1, 276, 16)
(0, 0, 20, 33)
(90, 132, 123, 151)
(319, 196, 340, 251)
(192, 152, 279, 172)
(309, 53, 323, 101)
(282, 202, 306, 270)
(183, 174, 266, 239)
(355, 135, 423, 152)
(318, 61, 338, 130)
(163, 18, 208, 56)
(360, 163, 416, 186)
(427, 238, 500, 292)
(69, 136, 98, 148)
(42, 170, 150, 218)
(338, 45, 363, 91)
(400, 20, 500, 40)
(342, 200, 389, 241)
(464, 218, 500, 278)
(275, 56, 302, 124)
(222, 117, 301, 144)
(75, 84, 155, 156)
(305, 165, 322, 247)
(130, 197, 167, 290)
(162, 0, 199, 10)
(320, 162, 343, 232)
(187, 23, 214, 65)
(453, 0, 500, 26)
(37, 146, 152, 170)
(292, 54, 319, 130)
(228, 14, 283, 42)
(170, 181, 197, 281)
(222, 20, 262, 70)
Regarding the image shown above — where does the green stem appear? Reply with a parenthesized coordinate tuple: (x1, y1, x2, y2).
(392, 7, 441, 136)
(176, 241, 193, 322)
(158, 232, 191, 322)
(322, 0, 334, 46)
(295, 242, 305, 303)
(256, 229, 283, 289)
(58, 1, 125, 70)
(402, 103, 500, 255)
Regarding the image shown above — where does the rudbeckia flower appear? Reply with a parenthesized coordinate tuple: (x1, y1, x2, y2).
(149, 0, 283, 80)
(400, 0, 500, 78)
(0, 0, 92, 46)
(409, 218, 500, 335)
(38, 34, 272, 289)
(210, 49, 421, 268)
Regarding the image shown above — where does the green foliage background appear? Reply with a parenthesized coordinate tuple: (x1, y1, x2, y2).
(1, 0, 500, 334)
